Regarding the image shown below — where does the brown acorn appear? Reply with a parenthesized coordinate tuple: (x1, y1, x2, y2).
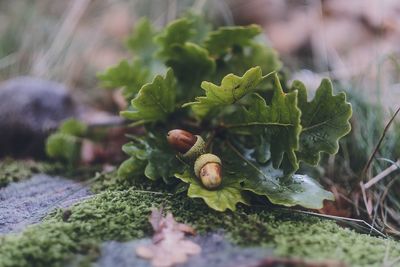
(194, 153, 222, 189)
(167, 129, 197, 153)
(167, 129, 206, 161)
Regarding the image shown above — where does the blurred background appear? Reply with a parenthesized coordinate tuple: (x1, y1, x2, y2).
(0, 0, 400, 235)
(1, 0, 400, 109)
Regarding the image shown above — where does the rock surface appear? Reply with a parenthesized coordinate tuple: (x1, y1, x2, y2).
(0, 174, 91, 234)
(0, 77, 78, 158)
(94, 233, 273, 267)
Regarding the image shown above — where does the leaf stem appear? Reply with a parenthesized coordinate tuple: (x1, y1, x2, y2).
(205, 130, 216, 151)
(261, 70, 276, 81)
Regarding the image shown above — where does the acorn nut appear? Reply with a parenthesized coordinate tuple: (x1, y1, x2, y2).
(194, 153, 222, 189)
(167, 129, 206, 161)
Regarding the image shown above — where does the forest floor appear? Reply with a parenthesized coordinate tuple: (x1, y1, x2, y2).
(1, 160, 400, 267)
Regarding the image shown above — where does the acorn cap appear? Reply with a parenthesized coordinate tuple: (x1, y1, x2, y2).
(182, 135, 206, 161)
(194, 153, 222, 178)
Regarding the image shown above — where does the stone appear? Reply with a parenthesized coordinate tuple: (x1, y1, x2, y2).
(0, 77, 78, 158)
(0, 174, 91, 234)
(94, 233, 272, 267)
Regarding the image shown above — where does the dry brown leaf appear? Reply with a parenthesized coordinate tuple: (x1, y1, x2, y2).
(136, 208, 201, 267)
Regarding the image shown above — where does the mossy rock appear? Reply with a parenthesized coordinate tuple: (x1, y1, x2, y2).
(1, 174, 399, 267)
(0, 159, 59, 188)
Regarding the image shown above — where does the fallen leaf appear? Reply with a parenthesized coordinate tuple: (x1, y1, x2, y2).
(136, 208, 201, 267)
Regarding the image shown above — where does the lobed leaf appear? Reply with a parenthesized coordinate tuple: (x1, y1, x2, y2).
(175, 169, 248, 212)
(45, 119, 87, 164)
(97, 59, 150, 100)
(291, 79, 352, 165)
(156, 18, 195, 59)
(121, 69, 176, 124)
(98, 17, 352, 213)
(226, 74, 301, 173)
(185, 13, 212, 44)
(136, 209, 201, 266)
(166, 42, 215, 89)
(175, 140, 333, 211)
(120, 134, 182, 183)
(126, 18, 158, 62)
(59, 119, 87, 137)
(183, 66, 263, 117)
(204, 25, 262, 56)
(45, 133, 81, 164)
(226, 142, 334, 209)
(218, 43, 282, 81)
(118, 157, 147, 180)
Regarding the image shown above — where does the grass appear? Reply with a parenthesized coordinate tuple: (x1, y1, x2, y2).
(314, 85, 400, 236)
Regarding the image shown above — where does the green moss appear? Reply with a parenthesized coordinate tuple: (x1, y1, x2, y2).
(1, 176, 399, 267)
(0, 189, 160, 267)
(269, 219, 399, 265)
(0, 159, 61, 188)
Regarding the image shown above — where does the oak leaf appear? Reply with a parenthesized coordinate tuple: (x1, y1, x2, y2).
(136, 209, 201, 267)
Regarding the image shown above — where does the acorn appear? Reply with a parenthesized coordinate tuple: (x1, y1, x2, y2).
(194, 153, 222, 189)
(167, 129, 206, 161)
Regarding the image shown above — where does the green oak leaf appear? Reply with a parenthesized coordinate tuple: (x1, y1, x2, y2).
(226, 142, 334, 209)
(218, 43, 282, 80)
(126, 18, 158, 63)
(175, 169, 248, 212)
(183, 66, 263, 117)
(59, 119, 87, 137)
(204, 25, 262, 56)
(45, 133, 81, 165)
(120, 134, 183, 183)
(291, 79, 352, 165)
(45, 119, 87, 165)
(226, 74, 301, 173)
(118, 156, 147, 180)
(121, 69, 176, 124)
(97, 59, 150, 100)
(185, 13, 212, 44)
(166, 42, 215, 88)
(156, 18, 195, 59)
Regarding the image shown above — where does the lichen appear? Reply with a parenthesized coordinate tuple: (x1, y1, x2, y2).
(1, 175, 399, 267)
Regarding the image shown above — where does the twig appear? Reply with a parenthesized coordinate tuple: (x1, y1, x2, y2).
(359, 181, 373, 216)
(130, 190, 173, 196)
(86, 118, 128, 129)
(286, 208, 386, 238)
(361, 107, 400, 181)
(364, 159, 400, 189)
